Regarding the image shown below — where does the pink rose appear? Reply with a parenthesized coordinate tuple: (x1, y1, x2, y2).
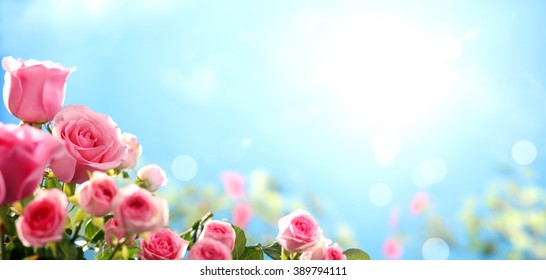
(276, 209, 323, 252)
(383, 238, 403, 260)
(139, 228, 189, 260)
(78, 171, 118, 216)
(187, 239, 232, 260)
(2, 56, 75, 123)
(199, 220, 236, 251)
(232, 202, 252, 229)
(118, 132, 142, 169)
(410, 192, 429, 215)
(0, 123, 63, 205)
(104, 217, 136, 246)
(221, 171, 245, 200)
(301, 241, 346, 260)
(50, 105, 128, 183)
(137, 164, 167, 192)
(112, 184, 168, 234)
(15, 189, 67, 248)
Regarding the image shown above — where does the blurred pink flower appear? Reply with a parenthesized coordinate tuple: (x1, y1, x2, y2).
(221, 171, 245, 200)
(232, 202, 252, 229)
(388, 207, 401, 229)
(382, 238, 403, 260)
(104, 217, 136, 246)
(0, 123, 63, 205)
(410, 192, 429, 215)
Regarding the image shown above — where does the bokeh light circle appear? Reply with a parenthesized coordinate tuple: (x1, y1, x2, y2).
(422, 238, 450, 260)
(412, 156, 447, 189)
(171, 154, 198, 181)
(512, 140, 537, 166)
(369, 183, 393, 207)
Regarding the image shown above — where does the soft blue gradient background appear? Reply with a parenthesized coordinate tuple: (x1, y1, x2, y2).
(2, 0, 546, 259)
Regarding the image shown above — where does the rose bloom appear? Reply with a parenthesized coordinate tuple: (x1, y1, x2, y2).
(2, 56, 75, 123)
(104, 217, 136, 246)
(221, 171, 245, 200)
(199, 220, 236, 251)
(232, 202, 252, 229)
(187, 239, 232, 260)
(78, 172, 118, 216)
(383, 238, 403, 260)
(50, 105, 128, 183)
(276, 209, 323, 252)
(15, 189, 67, 248)
(0, 123, 63, 205)
(301, 241, 346, 260)
(118, 132, 141, 170)
(112, 184, 168, 234)
(137, 164, 167, 192)
(139, 228, 189, 260)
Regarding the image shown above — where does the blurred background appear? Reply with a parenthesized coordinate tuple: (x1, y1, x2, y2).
(2, 0, 546, 259)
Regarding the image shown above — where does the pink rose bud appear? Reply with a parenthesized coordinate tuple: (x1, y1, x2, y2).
(232, 202, 252, 229)
(0, 123, 63, 205)
(139, 228, 189, 260)
(78, 171, 118, 216)
(221, 171, 245, 200)
(104, 217, 136, 246)
(137, 164, 167, 192)
(199, 220, 236, 251)
(187, 239, 232, 260)
(15, 189, 67, 248)
(50, 105, 128, 183)
(118, 133, 142, 169)
(112, 184, 169, 234)
(383, 238, 403, 260)
(410, 192, 429, 215)
(301, 242, 347, 260)
(276, 209, 323, 253)
(2, 56, 75, 123)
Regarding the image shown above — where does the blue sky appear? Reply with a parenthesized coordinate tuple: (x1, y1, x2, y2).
(2, 0, 546, 259)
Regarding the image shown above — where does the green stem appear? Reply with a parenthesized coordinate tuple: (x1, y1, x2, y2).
(109, 243, 122, 260)
(70, 220, 84, 242)
(1, 222, 5, 260)
(0, 205, 13, 235)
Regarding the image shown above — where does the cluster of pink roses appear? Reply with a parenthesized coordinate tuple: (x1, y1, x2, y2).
(0, 56, 178, 259)
(0, 56, 369, 260)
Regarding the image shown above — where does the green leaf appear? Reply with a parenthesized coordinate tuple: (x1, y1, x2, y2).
(85, 220, 103, 243)
(63, 183, 76, 197)
(344, 248, 371, 260)
(240, 244, 264, 260)
(73, 208, 88, 225)
(44, 177, 62, 190)
(263, 242, 282, 260)
(231, 225, 247, 260)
